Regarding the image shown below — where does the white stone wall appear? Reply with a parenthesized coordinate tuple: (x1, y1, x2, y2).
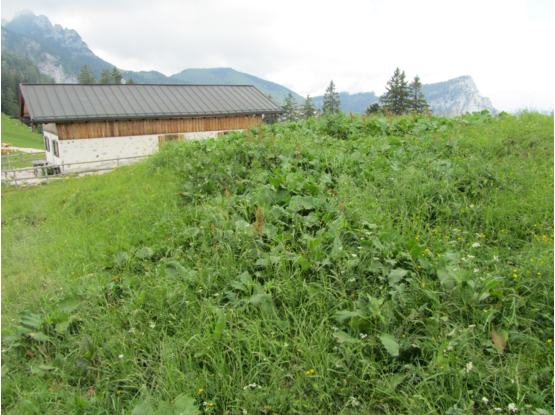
(42, 130, 240, 173)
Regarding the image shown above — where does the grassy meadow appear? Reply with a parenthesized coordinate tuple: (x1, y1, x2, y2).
(1, 110, 553, 414)
(1, 113, 45, 149)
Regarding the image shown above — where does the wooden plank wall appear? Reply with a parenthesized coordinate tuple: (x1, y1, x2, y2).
(42, 123, 58, 135)
(56, 114, 263, 140)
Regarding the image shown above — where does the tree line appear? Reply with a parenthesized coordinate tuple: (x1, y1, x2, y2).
(78, 64, 134, 85)
(268, 68, 429, 124)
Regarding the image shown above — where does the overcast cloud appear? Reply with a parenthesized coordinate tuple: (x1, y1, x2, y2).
(2, 0, 554, 112)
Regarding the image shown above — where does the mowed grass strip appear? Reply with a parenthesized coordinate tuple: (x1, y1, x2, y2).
(1, 111, 553, 414)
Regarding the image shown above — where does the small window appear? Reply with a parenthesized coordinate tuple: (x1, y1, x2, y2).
(53, 140, 59, 157)
(44, 136, 50, 152)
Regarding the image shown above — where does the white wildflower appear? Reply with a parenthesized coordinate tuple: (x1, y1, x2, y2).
(149, 322, 156, 329)
(213, 293, 219, 297)
(284, 343, 289, 347)
(466, 362, 473, 373)
(469, 324, 476, 328)
(129, 328, 135, 334)
(472, 242, 481, 248)
(467, 255, 475, 258)
(447, 329, 456, 336)
(508, 403, 518, 412)
(474, 268, 480, 273)
(118, 354, 124, 359)
(360, 333, 367, 339)
(348, 278, 356, 283)
(352, 254, 357, 257)
(331, 327, 338, 331)
(494, 255, 499, 261)
(476, 233, 484, 237)
(482, 397, 489, 404)
(494, 408, 503, 412)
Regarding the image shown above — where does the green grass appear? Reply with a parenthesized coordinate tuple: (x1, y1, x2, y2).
(1, 111, 553, 414)
(1, 112, 45, 150)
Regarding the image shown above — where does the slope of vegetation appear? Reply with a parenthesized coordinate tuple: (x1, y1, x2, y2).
(1, 113, 45, 149)
(1, 111, 553, 414)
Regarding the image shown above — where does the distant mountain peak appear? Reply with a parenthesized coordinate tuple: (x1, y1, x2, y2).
(4, 10, 95, 58)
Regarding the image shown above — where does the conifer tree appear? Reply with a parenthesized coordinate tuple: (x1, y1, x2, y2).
(78, 65, 96, 84)
(99, 69, 111, 84)
(365, 102, 381, 115)
(125, 77, 135, 84)
(322, 80, 340, 114)
(303, 94, 316, 119)
(408, 75, 429, 113)
(379, 68, 410, 115)
(110, 67, 123, 84)
(281, 92, 297, 122)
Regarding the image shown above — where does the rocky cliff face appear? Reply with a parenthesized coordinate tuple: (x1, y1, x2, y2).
(1, 27, 77, 83)
(4, 10, 95, 58)
(421, 76, 496, 115)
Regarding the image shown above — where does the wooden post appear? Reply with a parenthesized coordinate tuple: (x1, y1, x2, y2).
(13, 169, 18, 188)
(4, 170, 8, 187)
(20, 152, 23, 165)
(7, 154, 11, 170)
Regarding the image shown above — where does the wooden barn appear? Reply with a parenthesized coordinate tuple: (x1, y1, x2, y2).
(19, 84, 283, 171)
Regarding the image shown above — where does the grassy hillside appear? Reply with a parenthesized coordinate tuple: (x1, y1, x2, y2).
(1, 113, 45, 149)
(1, 111, 553, 414)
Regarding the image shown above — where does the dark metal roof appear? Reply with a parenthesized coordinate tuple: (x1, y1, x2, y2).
(19, 84, 283, 123)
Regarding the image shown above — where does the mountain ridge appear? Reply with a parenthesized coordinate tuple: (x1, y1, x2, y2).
(2, 10, 496, 115)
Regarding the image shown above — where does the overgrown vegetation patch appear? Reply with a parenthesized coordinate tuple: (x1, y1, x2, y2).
(1, 111, 553, 414)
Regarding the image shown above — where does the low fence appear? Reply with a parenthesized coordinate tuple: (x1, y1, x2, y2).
(1, 154, 149, 188)
(1, 150, 46, 170)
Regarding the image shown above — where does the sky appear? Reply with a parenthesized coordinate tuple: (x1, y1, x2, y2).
(2, 0, 554, 112)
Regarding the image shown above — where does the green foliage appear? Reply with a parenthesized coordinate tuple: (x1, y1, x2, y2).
(322, 80, 341, 114)
(1, 111, 553, 414)
(77, 64, 96, 84)
(380, 67, 410, 115)
(125, 76, 135, 85)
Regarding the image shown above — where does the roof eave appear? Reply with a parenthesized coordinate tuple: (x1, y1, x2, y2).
(31, 110, 284, 124)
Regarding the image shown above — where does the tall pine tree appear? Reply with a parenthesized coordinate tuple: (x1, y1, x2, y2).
(408, 75, 429, 113)
(379, 68, 410, 115)
(110, 67, 123, 84)
(281, 93, 297, 122)
(99, 69, 111, 84)
(78, 65, 96, 84)
(322, 80, 340, 114)
(303, 94, 316, 119)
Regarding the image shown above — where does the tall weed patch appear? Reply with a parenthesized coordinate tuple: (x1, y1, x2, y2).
(1, 111, 553, 414)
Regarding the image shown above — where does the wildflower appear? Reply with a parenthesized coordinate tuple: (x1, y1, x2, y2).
(472, 242, 481, 247)
(118, 354, 124, 359)
(360, 333, 367, 339)
(149, 322, 156, 329)
(474, 268, 479, 273)
(199, 388, 203, 393)
(311, 369, 314, 373)
(352, 254, 357, 257)
(482, 397, 489, 404)
(129, 328, 135, 334)
(494, 408, 502, 412)
(284, 343, 289, 347)
(508, 403, 518, 412)
(548, 339, 553, 343)
(466, 362, 473, 373)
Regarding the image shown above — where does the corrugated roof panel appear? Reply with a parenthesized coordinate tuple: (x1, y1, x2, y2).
(20, 84, 283, 123)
